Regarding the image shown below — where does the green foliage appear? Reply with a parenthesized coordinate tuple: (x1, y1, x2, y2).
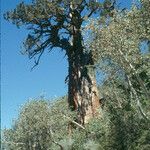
(2, 93, 150, 150)
(4, 0, 114, 63)
(2, 100, 52, 149)
(2, 1, 150, 150)
(90, 0, 150, 119)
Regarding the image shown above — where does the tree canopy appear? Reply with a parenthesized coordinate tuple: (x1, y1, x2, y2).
(4, 0, 115, 65)
(89, 0, 150, 119)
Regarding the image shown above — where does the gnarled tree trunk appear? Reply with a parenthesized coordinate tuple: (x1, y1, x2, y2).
(67, 31, 100, 125)
(68, 58, 100, 125)
(67, 5, 100, 126)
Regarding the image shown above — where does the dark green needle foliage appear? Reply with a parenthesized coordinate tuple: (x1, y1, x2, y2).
(4, 0, 114, 63)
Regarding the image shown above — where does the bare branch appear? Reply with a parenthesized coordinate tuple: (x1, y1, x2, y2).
(126, 75, 149, 121)
(49, 129, 64, 150)
(51, 140, 64, 150)
(30, 39, 50, 71)
(77, 0, 86, 13)
(2, 140, 25, 146)
(31, 49, 44, 71)
(87, 7, 98, 18)
(63, 115, 86, 130)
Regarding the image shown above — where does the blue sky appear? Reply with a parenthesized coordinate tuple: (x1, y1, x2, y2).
(1, 0, 68, 129)
(1, 0, 132, 129)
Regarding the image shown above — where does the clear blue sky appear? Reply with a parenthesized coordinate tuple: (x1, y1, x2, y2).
(1, 0, 132, 129)
(1, 0, 68, 129)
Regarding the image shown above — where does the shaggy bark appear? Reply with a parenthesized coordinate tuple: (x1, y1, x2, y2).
(68, 59, 100, 124)
(67, 24, 100, 125)
(65, 6, 100, 125)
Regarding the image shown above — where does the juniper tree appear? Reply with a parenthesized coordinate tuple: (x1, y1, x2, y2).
(4, 0, 115, 125)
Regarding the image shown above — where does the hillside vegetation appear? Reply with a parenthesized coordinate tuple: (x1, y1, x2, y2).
(2, 87, 150, 150)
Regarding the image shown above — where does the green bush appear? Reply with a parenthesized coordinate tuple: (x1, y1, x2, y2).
(2, 95, 149, 150)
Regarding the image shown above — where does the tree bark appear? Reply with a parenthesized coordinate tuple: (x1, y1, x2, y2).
(67, 33, 100, 125)
(68, 59, 100, 125)
(66, 6, 100, 126)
